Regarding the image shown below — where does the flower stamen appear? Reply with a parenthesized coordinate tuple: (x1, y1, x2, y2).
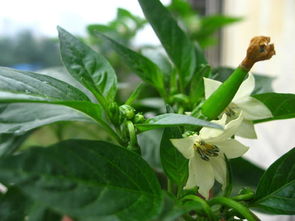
(224, 103, 240, 118)
(194, 140, 220, 161)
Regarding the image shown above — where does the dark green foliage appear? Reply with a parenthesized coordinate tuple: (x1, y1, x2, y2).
(252, 148, 295, 214)
(160, 127, 188, 185)
(0, 140, 162, 221)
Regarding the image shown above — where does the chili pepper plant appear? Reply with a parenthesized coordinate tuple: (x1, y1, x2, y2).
(0, 0, 294, 220)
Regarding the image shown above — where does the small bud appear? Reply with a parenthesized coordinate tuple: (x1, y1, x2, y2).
(109, 102, 123, 125)
(182, 131, 196, 137)
(134, 113, 145, 124)
(239, 187, 254, 195)
(240, 36, 275, 70)
(119, 104, 135, 120)
(171, 93, 190, 104)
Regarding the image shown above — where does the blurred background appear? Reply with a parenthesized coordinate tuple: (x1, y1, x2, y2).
(1, 0, 294, 220)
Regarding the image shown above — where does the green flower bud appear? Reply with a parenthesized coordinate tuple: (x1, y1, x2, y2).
(134, 113, 145, 124)
(171, 93, 190, 105)
(109, 102, 123, 125)
(119, 104, 135, 120)
(182, 131, 196, 138)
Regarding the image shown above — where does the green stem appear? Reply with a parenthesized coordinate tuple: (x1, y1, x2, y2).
(181, 195, 215, 221)
(232, 192, 255, 201)
(176, 185, 182, 199)
(208, 197, 260, 221)
(178, 105, 184, 114)
(201, 66, 248, 120)
(167, 179, 173, 193)
(170, 68, 178, 97)
(223, 155, 232, 197)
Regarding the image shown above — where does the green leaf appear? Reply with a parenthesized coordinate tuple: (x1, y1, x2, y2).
(253, 93, 295, 122)
(0, 67, 89, 102)
(0, 187, 29, 221)
(194, 16, 242, 47)
(0, 132, 31, 157)
(252, 148, 295, 214)
(0, 67, 108, 123)
(230, 157, 264, 188)
(141, 48, 172, 81)
(199, 15, 241, 35)
(0, 103, 94, 134)
(138, 0, 206, 87)
(189, 64, 211, 106)
(38, 66, 97, 102)
(58, 26, 117, 101)
(0, 139, 162, 220)
(211, 67, 274, 94)
(138, 129, 163, 171)
(160, 127, 188, 185)
(125, 83, 146, 105)
(97, 34, 166, 95)
(0, 187, 62, 221)
(136, 113, 223, 131)
(152, 192, 187, 221)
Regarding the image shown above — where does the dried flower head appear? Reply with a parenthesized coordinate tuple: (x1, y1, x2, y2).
(240, 36, 275, 70)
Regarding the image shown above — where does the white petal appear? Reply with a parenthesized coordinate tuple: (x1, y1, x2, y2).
(214, 139, 249, 159)
(199, 114, 227, 140)
(184, 112, 192, 116)
(236, 97, 273, 120)
(233, 73, 255, 101)
(204, 112, 244, 143)
(235, 120, 257, 139)
(203, 77, 222, 99)
(210, 155, 227, 187)
(170, 136, 196, 159)
(184, 156, 214, 199)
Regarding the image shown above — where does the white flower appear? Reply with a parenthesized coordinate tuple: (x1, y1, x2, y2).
(170, 113, 249, 199)
(204, 73, 273, 138)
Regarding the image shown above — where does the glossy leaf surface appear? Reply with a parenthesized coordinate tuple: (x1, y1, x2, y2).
(254, 93, 295, 122)
(0, 67, 89, 102)
(253, 148, 295, 214)
(98, 34, 165, 93)
(136, 113, 222, 131)
(0, 103, 94, 134)
(138, 0, 206, 87)
(0, 139, 162, 220)
(160, 127, 188, 185)
(58, 26, 117, 101)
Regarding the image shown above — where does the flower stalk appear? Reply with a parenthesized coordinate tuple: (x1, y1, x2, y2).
(208, 197, 260, 221)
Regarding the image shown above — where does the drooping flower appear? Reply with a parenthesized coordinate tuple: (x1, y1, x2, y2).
(170, 113, 248, 199)
(204, 73, 273, 138)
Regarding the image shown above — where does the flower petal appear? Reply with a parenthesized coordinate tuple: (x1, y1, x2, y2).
(236, 97, 273, 120)
(170, 136, 196, 159)
(233, 73, 255, 101)
(199, 114, 227, 140)
(184, 156, 214, 199)
(210, 155, 227, 188)
(236, 120, 257, 139)
(214, 139, 249, 159)
(203, 77, 222, 99)
(203, 112, 243, 143)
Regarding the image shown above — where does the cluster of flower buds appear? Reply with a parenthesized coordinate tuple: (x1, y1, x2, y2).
(109, 102, 145, 126)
